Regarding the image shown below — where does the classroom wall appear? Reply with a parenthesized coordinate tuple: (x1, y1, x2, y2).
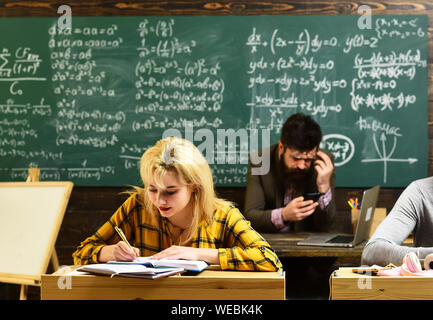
(1, 1, 432, 296)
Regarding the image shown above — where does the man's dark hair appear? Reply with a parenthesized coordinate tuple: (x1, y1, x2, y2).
(280, 113, 322, 151)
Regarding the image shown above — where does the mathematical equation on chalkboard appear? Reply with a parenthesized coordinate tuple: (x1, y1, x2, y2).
(0, 16, 428, 187)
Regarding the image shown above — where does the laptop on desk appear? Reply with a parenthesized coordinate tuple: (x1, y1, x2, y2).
(297, 185, 380, 248)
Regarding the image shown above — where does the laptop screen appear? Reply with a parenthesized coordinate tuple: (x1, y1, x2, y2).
(352, 185, 380, 245)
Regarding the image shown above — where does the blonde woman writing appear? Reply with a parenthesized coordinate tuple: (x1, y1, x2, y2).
(73, 137, 281, 271)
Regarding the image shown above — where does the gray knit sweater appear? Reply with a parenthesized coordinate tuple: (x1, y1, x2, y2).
(361, 176, 433, 266)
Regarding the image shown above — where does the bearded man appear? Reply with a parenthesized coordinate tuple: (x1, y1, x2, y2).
(244, 113, 336, 233)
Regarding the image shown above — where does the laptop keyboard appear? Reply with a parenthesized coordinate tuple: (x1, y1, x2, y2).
(326, 235, 354, 244)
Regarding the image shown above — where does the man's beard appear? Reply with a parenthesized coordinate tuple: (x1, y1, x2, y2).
(278, 155, 313, 188)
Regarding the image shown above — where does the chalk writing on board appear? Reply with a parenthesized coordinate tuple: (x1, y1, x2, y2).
(246, 27, 338, 55)
(130, 17, 227, 172)
(49, 21, 123, 162)
(361, 133, 418, 183)
(134, 18, 225, 127)
(246, 26, 348, 138)
(0, 47, 46, 96)
(0, 16, 427, 187)
(351, 50, 425, 112)
(10, 165, 115, 181)
(244, 16, 426, 187)
(321, 134, 355, 167)
(374, 17, 425, 40)
(356, 116, 418, 183)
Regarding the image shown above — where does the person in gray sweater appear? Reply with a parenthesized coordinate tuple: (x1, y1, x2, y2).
(361, 176, 433, 267)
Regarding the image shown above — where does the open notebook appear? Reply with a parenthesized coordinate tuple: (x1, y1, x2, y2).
(77, 264, 185, 279)
(78, 257, 208, 279)
(107, 257, 209, 272)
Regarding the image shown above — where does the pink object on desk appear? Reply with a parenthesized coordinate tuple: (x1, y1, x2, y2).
(378, 253, 433, 277)
(377, 267, 402, 276)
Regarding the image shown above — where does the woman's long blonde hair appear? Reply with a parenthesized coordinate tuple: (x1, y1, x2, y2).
(136, 136, 232, 245)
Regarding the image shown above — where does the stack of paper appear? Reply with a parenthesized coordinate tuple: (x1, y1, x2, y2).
(109, 257, 209, 272)
(77, 263, 185, 279)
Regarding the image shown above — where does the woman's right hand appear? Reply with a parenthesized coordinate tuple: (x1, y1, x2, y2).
(98, 241, 139, 262)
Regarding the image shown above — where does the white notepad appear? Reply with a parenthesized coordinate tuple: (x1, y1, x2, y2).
(77, 263, 185, 279)
(108, 257, 209, 272)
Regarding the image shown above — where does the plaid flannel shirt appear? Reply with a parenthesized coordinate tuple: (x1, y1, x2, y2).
(72, 194, 282, 271)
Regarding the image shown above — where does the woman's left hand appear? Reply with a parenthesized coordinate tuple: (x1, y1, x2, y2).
(152, 246, 219, 264)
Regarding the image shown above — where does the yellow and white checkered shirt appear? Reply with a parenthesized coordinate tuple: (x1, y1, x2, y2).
(72, 194, 282, 271)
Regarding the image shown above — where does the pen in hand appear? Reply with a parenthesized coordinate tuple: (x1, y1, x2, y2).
(114, 226, 138, 257)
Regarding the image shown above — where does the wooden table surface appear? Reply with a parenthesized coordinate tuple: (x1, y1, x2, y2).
(262, 232, 365, 258)
(331, 267, 433, 300)
(41, 265, 285, 300)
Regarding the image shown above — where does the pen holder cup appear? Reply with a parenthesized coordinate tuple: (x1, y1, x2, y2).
(351, 209, 361, 234)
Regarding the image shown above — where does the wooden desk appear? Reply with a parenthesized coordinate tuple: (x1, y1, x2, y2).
(331, 267, 433, 300)
(41, 266, 285, 300)
(263, 232, 365, 259)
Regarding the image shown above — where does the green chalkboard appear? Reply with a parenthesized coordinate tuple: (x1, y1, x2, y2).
(0, 15, 428, 187)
